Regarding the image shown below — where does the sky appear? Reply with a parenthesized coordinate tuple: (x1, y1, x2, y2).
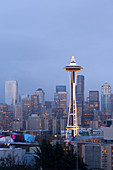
(0, 0, 113, 102)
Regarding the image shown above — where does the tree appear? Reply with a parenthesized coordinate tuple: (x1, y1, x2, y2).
(35, 139, 87, 170)
(35, 139, 54, 170)
(53, 142, 64, 169)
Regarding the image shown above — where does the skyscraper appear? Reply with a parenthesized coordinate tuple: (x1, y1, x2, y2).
(15, 103, 21, 120)
(31, 94, 40, 115)
(89, 91, 99, 111)
(14, 103, 22, 130)
(35, 88, 45, 106)
(54, 85, 68, 115)
(5, 80, 18, 105)
(101, 81, 112, 120)
(19, 94, 29, 103)
(5, 111, 13, 130)
(76, 75, 85, 126)
(26, 114, 41, 130)
(0, 103, 8, 130)
(82, 101, 94, 128)
(21, 97, 31, 129)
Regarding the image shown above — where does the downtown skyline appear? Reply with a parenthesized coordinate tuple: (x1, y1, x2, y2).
(2, 76, 113, 106)
(0, 0, 113, 102)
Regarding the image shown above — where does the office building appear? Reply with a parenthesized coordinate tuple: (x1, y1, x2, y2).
(26, 114, 41, 130)
(103, 119, 113, 127)
(76, 75, 85, 126)
(89, 91, 99, 111)
(0, 103, 8, 130)
(15, 103, 21, 120)
(45, 101, 53, 118)
(5, 80, 18, 105)
(54, 85, 68, 115)
(79, 137, 113, 170)
(19, 94, 29, 103)
(41, 118, 52, 131)
(31, 94, 40, 115)
(60, 116, 67, 131)
(101, 81, 112, 120)
(82, 101, 94, 128)
(101, 144, 113, 170)
(52, 118, 60, 135)
(13, 120, 21, 131)
(82, 144, 101, 169)
(14, 103, 22, 130)
(21, 97, 31, 129)
(5, 110, 13, 130)
(90, 120, 98, 130)
(35, 88, 45, 106)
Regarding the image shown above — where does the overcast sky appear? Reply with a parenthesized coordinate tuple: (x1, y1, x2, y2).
(0, 0, 113, 102)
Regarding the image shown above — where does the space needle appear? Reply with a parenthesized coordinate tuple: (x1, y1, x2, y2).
(64, 56, 83, 138)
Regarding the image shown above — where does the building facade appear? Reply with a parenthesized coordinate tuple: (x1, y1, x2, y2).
(82, 101, 94, 128)
(5, 110, 13, 130)
(14, 103, 22, 130)
(82, 144, 101, 169)
(5, 80, 18, 105)
(21, 97, 31, 129)
(0, 103, 8, 130)
(76, 75, 85, 126)
(26, 114, 41, 130)
(35, 88, 45, 106)
(89, 91, 99, 111)
(54, 85, 68, 115)
(31, 94, 40, 115)
(101, 81, 112, 120)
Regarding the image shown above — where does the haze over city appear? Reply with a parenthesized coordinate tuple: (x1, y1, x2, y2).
(0, 0, 113, 102)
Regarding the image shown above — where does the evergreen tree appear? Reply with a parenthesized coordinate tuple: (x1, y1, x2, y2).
(35, 139, 54, 170)
(54, 142, 64, 169)
(35, 139, 87, 170)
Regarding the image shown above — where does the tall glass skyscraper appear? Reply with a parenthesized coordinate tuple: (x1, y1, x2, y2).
(5, 80, 18, 105)
(54, 85, 68, 115)
(101, 81, 111, 120)
(89, 91, 99, 111)
(31, 94, 39, 115)
(35, 88, 45, 106)
(76, 75, 85, 126)
(22, 97, 31, 129)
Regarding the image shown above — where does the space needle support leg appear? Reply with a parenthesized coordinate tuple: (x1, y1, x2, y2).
(75, 71, 78, 135)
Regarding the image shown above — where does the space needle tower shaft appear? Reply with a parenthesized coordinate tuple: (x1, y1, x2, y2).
(64, 56, 83, 138)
